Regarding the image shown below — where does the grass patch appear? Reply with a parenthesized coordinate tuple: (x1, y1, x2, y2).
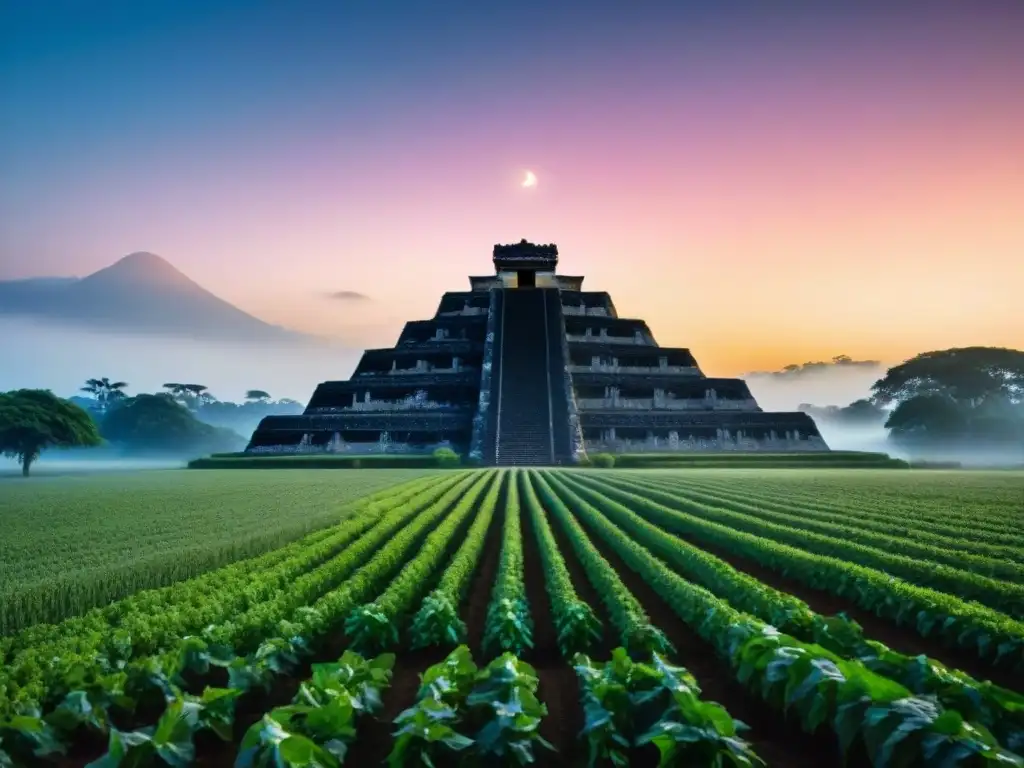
(0, 468, 438, 633)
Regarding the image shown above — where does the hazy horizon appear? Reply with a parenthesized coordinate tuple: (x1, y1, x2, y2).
(0, 314, 899, 458)
(0, 312, 891, 411)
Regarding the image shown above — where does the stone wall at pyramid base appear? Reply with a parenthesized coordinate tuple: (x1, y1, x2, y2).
(244, 423, 828, 457)
(583, 433, 829, 454)
(244, 398, 830, 458)
(578, 410, 829, 454)
(245, 440, 460, 457)
(246, 412, 473, 456)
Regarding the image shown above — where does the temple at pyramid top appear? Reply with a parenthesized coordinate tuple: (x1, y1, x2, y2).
(493, 239, 558, 270)
(464, 240, 583, 292)
(246, 240, 828, 464)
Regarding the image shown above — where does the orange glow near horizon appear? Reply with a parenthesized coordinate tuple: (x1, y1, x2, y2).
(3, 3, 1023, 379)
(224, 132, 1024, 377)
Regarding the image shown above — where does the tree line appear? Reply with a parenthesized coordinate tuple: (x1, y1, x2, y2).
(2, 381, 303, 476)
(3, 346, 1021, 475)
(80, 378, 300, 413)
(800, 346, 1023, 454)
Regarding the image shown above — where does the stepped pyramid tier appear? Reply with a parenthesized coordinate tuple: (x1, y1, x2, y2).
(245, 240, 828, 462)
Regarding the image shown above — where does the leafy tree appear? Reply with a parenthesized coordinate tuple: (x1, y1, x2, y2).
(81, 377, 129, 414)
(184, 384, 216, 406)
(245, 389, 271, 403)
(0, 389, 102, 476)
(871, 347, 1024, 451)
(102, 394, 243, 455)
(884, 394, 966, 442)
(871, 347, 1024, 408)
(839, 398, 887, 423)
(162, 382, 190, 403)
(162, 382, 215, 410)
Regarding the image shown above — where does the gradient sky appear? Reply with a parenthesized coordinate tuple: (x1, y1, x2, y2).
(2, 0, 1022, 378)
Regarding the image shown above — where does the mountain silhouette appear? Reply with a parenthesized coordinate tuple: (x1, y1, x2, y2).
(0, 252, 307, 343)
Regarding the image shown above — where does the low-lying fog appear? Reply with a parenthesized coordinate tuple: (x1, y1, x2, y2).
(0, 456, 186, 478)
(0, 318, 362, 403)
(3, 320, 1019, 467)
(745, 362, 892, 453)
(744, 365, 1022, 466)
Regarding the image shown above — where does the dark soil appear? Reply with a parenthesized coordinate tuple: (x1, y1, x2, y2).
(533, 496, 617, 661)
(686, 535, 1024, 692)
(520, 496, 584, 766)
(192, 674, 308, 767)
(344, 648, 446, 767)
(465, 477, 508, 657)
(325, 480, 506, 768)
(567, 508, 852, 768)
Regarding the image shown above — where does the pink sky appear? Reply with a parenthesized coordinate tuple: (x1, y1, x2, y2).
(2, 2, 1022, 377)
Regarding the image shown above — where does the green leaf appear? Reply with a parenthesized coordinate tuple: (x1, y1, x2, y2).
(344, 605, 399, 656)
(278, 734, 340, 767)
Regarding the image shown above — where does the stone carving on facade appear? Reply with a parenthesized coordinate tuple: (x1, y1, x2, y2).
(469, 288, 500, 461)
(377, 359, 475, 376)
(492, 239, 559, 261)
(557, 321, 586, 463)
(583, 430, 828, 454)
(249, 440, 450, 456)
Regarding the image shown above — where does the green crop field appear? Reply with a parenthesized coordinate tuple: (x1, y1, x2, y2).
(0, 469, 438, 634)
(1, 467, 1023, 767)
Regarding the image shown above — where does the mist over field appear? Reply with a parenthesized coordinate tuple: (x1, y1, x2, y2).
(0, 318, 362, 404)
(7, 319, 1021, 466)
(4, 318, 887, 409)
(743, 362, 1024, 466)
(743, 356, 883, 411)
(0, 456, 186, 477)
(742, 357, 887, 452)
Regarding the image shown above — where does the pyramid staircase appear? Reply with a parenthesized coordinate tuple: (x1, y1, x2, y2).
(492, 288, 572, 465)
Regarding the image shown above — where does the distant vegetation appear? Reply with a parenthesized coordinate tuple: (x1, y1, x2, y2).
(0, 389, 102, 475)
(872, 347, 1024, 454)
(750, 353, 881, 379)
(798, 398, 888, 426)
(80, 377, 129, 413)
(191, 449, 464, 470)
(100, 393, 243, 456)
(66, 378, 306, 461)
(195, 392, 304, 435)
(800, 346, 1023, 461)
(603, 451, 906, 469)
(0, 379, 307, 475)
(4, 345, 1020, 475)
(589, 452, 616, 468)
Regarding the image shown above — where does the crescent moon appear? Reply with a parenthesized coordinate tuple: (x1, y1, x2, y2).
(522, 170, 537, 188)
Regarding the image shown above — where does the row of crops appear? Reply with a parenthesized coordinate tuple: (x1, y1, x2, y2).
(1, 468, 1022, 767)
(0, 468, 437, 634)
